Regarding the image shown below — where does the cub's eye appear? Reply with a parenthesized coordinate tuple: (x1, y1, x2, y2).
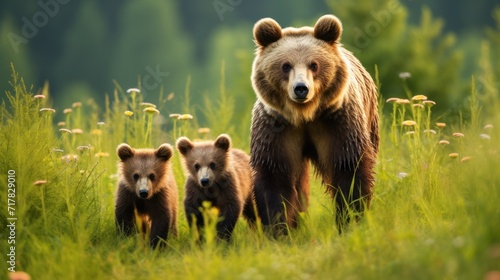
(133, 174, 139, 181)
(310, 62, 318, 72)
(209, 162, 216, 169)
(282, 63, 292, 73)
(194, 163, 200, 170)
(149, 174, 155, 181)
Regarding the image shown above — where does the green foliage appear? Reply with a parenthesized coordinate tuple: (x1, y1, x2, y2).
(480, 7, 500, 117)
(327, 0, 463, 109)
(110, 0, 193, 100)
(200, 25, 255, 145)
(202, 61, 235, 141)
(54, 0, 110, 103)
(403, 8, 463, 105)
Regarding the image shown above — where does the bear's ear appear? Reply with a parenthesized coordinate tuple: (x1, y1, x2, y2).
(117, 144, 134, 161)
(155, 144, 173, 161)
(214, 134, 231, 152)
(314, 15, 342, 44)
(176, 137, 193, 156)
(253, 17, 282, 48)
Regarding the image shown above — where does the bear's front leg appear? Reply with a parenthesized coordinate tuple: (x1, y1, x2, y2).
(329, 153, 376, 233)
(184, 196, 204, 240)
(148, 193, 171, 248)
(149, 218, 169, 248)
(253, 167, 297, 235)
(251, 103, 306, 236)
(115, 185, 136, 236)
(216, 202, 242, 240)
(149, 220, 169, 248)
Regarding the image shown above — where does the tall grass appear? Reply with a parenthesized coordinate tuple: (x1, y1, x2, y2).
(1, 65, 499, 280)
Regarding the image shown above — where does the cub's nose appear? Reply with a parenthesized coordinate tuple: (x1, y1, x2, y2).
(200, 178, 210, 187)
(293, 82, 309, 99)
(139, 189, 149, 199)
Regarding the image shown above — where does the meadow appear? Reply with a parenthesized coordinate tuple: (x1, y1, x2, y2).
(1, 66, 499, 280)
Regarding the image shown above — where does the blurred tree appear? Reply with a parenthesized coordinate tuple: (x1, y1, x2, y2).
(110, 0, 194, 101)
(201, 25, 255, 144)
(326, 0, 463, 109)
(402, 8, 463, 105)
(486, 7, 500, 82)
(405, 0, 498, 33)
(0, 16, 36, 94)
(54, 0, 110, 107)
(479, 7, 500, 116)
(327, 0, 407, 94)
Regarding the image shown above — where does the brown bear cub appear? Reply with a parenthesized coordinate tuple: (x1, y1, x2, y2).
(176, 134, 256, 240)
(250, 15, 379, 235)
(115, 143, 178, 248)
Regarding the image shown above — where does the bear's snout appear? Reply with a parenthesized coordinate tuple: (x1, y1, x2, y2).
(293, 82, 309, 100)
(136, 177, 151, 199)
(139, 189, 149, 199)
(200, 177, 210, 187)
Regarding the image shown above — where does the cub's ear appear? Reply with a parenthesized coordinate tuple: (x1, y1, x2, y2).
(117, 144, 134, 161)
(253, 17, 282, 48)
(314, 15, 342, 44)
(155, 144, 173, 161)
(214, 134, 231, 152)
(176, 137, 193, 156)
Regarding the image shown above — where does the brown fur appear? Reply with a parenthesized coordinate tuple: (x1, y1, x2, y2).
(176, 134, 256, 240)
(115, 143, 178, 248)
(250, 15, 379, 235)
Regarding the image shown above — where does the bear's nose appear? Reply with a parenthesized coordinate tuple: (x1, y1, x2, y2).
(293, 83, 309, 99)
(200, 178, 210, 187)
(139, 189, 149, 198)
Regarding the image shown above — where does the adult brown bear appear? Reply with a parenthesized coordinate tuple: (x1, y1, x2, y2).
(250, 15, 379, 235)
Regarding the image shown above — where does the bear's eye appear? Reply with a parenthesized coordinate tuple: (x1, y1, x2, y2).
(149, 174, 155, 181)
(209, 162, 216, 169)
(282, 63, 292, 73)
(310, 62, 319, 72)
(194, 163, 200, 170)
(133, 173, 139, 181)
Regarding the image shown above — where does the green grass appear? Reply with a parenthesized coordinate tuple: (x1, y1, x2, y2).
(1, 67, 500, 280)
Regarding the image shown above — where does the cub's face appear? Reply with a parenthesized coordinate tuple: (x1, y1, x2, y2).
(176, 134, 231, 188)
(251, 15, 349, 125)
(117, 144, 173, 199)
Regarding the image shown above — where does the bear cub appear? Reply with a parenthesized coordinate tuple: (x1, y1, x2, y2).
(115, 143, 178, 248)
(176, 134, 255, 240)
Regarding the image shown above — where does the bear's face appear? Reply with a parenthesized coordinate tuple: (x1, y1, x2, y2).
(117, 143, 173, 199)
(251, 15, 349, 125)
(176, 134, 231, 188)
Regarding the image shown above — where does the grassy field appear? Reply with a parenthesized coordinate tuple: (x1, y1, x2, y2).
(1, 69, 499, 280)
